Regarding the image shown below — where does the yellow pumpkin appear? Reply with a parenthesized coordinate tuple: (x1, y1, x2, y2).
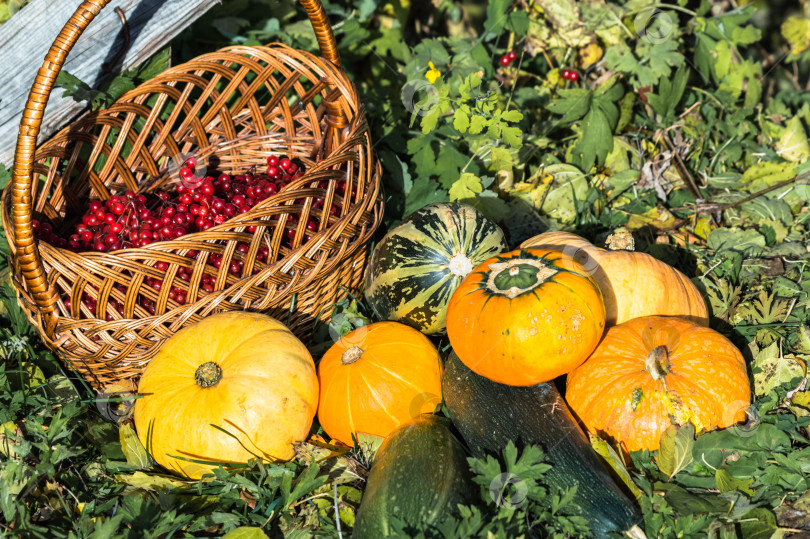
(521, 230, 709, 326)
(133, 311, 318, 479)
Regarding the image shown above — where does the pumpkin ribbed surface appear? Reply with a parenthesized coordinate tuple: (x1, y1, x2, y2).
(134, 311, 318, 479)
(566, 315, 751, 452)
(521, 231, 709, 326)
(446, 247, 606, 386)
(364, 203, 508, 335)
(317, 321, 442, 446)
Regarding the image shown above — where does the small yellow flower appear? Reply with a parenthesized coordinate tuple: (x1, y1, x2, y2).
(425, 61, 441, 84)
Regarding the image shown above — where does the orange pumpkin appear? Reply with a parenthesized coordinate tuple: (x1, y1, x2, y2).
(521, 231, 709, 327)
(317, 322, 442, 446)
(565, 316, 751, 452)
(133, 312, 319, 479)
(446, 248, 606, 386)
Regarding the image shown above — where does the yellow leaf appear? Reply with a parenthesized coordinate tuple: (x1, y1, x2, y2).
(589, 435, 642, 501)
(782, 16, 810, 56)
(776, 116, 810, 163)
(578, 43, 603, 69)
(753, 341, 806, 397)
(220, 527, 270, 539)
(626, 205, 679, 231)
(114, 471, 189, 492)
(119, 423, 150, 469)
(693, 216, 715, 240)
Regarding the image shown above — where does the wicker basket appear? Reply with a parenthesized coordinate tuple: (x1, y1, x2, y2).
(2, 0, 383, 390)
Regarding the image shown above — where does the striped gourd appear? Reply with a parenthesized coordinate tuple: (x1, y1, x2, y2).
(364, 203, 508, 335)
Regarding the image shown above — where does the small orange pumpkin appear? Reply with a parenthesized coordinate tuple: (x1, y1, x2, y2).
(521, 231, 709, 327)
(446, 248, 606, 386)
(565, 316, 751, 452)
(133, 312, 319, 479)
(317, 322, 442, 446)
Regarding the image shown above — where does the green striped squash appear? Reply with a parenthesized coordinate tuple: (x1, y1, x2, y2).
(364, 203, 508, 335)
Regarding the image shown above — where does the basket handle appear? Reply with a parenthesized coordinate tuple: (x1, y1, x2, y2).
(9, 0, 342, 330)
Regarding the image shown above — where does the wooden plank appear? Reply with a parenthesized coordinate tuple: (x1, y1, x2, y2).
(0, 0, 219, 165)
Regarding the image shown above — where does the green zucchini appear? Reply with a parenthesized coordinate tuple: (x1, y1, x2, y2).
(353, 414, 474, 538)
(442, 352, 642, 538)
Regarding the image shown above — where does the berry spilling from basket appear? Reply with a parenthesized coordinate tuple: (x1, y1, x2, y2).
(33, 154, 354, 319)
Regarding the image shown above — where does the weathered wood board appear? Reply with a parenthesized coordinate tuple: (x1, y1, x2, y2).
(0, 0, 219, 165)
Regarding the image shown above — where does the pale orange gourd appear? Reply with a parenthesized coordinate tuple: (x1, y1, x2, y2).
(317, 322, 442, 446)
(565, 316, 751, 452)
(133, 312, 319, 479)
(521, 231, 709, 327)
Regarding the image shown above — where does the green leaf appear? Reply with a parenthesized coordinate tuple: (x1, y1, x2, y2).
(490, 147, 513, 172)
(655, 422, 695, 479)
(738, 508, 778, 539)
(119, 424, 150, 469)
(211, 17, 250, 39)
(459, 73, 482, 100)
(570, 106, 613, 172)
(130, 48, 171, 81)
(546, 89, 592, 125)
(707, 227, 766, 255)
(537, 164, 588, 223)
(407, 134, 437, 179)
(55, 71, 102, 105)
(404, 178, 449, 216)
(715, 469, 754, 495)
(453, 107, 470, 133)
(507, 11, 530, 35)
(499, 125, 523, 148)
(647, 65, 689, 119)
(436, 144, 472, 188)
(459, 191, 509, 222)
(449, 172, 484, 201)
(484, 0, 511, 36)
(501, 110, 524, 123)
(221, 527, 271, 539)
(469, 114, 488, 135)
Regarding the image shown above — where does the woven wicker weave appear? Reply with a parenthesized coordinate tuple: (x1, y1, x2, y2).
(2, 0, 383, 390)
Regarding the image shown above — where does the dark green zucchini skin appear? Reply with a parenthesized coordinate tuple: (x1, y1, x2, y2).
(353, 414, 475, 538)
(442, 352, 641, 538)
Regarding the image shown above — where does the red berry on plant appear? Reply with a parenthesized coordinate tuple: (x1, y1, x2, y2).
(507, 50, 517, 61)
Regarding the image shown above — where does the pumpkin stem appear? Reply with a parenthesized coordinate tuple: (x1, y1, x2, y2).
(195, 362, 223, 388)
(342, 346, 364, 365)
(604, 228, 635, 251)
(486, 258, 557, 299)
(448, 252, 474, 277)
(645, 346, 671, 381)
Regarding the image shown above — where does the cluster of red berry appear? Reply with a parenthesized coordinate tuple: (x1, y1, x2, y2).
(499, 50, 518, 67)
(32, 153, 347, 318)
(561, 68, 579, 82)
(34, 155, 308, 254)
